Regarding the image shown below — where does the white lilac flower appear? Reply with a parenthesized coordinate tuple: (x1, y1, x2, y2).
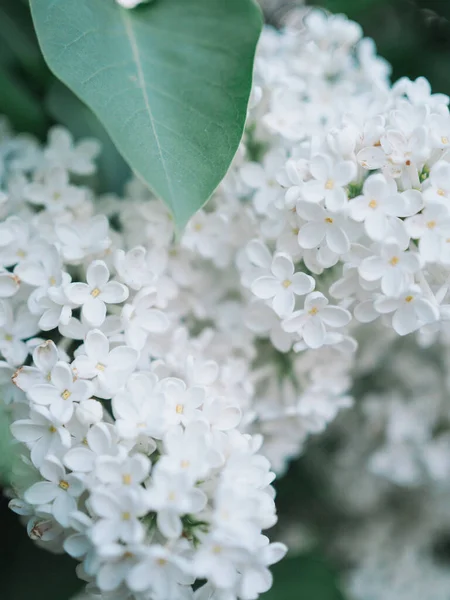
(358, 243, 421, 296)
(282, 292, 351, 349)
(373, 286, 439, 335)
(24, 167, 85, 214)
(65, 260, 128, 326)
(44, 126, 100, 176)
(251, 252, 315, 317)
(28, 360, 93, 423)
(297, 202, 352, 256)
(303, 154, 356, 211)
(348, 174, 422, 241)
(24, 455, 84, 527)
(72, 329, 138, 398)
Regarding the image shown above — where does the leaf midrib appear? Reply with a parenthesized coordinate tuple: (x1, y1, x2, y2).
(119, 7, 175, 212)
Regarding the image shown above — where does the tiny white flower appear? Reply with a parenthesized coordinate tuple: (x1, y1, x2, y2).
(73, 329, 138, 398)
(303, 154, 356, 211)
(146, 469, 207, 538)
(24, 455, 84, 527)
(90, 488, 148, 545)
(10, 405, 71, 468)
(297, 202, 351, 256)
(406, 204, 450, 263)
(359, 243, 420, 296)
(251, 252, 315, 317)
(28, 360, 93, 423)
(44, 126, 100, 176)
(374, 286, 439, 335)
(65, 260, 128, 327)
(282, 292, 351, 349)
(24, 167, 85, 213)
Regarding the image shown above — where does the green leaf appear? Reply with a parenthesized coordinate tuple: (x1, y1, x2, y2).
(30, 0, 262, 227)
(262, 553, 347, 600)
(46, 82, 131, 194)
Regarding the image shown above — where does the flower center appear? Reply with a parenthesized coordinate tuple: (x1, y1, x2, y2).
(96, 362, 106, 371)
(122, 512, 131, 521)
(308, 307, 319, 316)
(4, 334, 12, 341)
(122, 474, 131, 485)
(175, 404, 184, 414)
(180, 460, 190, 469)
(91, 288, 101, 298)
(324, 217, 333, 224)
(368, 199, 377, 209)
(59, 480, 70, 491)
(427, 220, 437, 229)
(389, 256, 399, 266)
(405, 295, 414, 303)
(61, 389, 71, 400)
(49, 425, 57, 433)
(325, 179, 334, 190)
(442, 136, 449, 145)
(438, 189, 446, 197)
(193, 222, 203, 232)
(282, 279, 292, 288)
(157, 558, 167, 566)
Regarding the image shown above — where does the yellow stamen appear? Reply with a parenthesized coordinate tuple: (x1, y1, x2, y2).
(180, 460, 190, 469)
(282, 279, 292, 288)
(212, 545, 222, 554)
(122, 474, 131, 485)
(175, 404, 184, 414)
(122, 512, 131, 521)
(442, 137, 449, 145)
(59, 480, 69, 491)
(438, 189, 446, 197)
(325, 217, 333, 224)
(4, 334, 12, 341)
(405, 295, 414, 303)
(368, 199, 377, 209)
(16, 249, 26, 258)
(389, 256, 399, 266)
(325, 179, 334, 190)
(309, 307, 319, 316)
(168, 491, 176, 501)
(91, 288, 101, 298)
(49, 426, 57, 433)
(96, 362, 106, 371)
(157, 558, 167, 566)
(61, 389, 71, 400)
(426, 220, 437, 229)
(193, 223, 203, 232)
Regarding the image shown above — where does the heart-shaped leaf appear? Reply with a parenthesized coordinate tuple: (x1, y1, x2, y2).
(30, 0, 262, 227)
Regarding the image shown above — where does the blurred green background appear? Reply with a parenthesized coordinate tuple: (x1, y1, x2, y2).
(2, 0, 450, 598)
